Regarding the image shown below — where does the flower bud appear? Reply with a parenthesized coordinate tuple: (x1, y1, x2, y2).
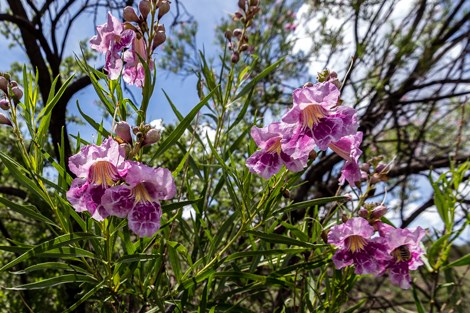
(0, 76, 8, 93)
(233, 12, 243, 21)
(124, 6, 140, 22)
(114, 121, 133, 143)
(143, 128, 161, 146)
(240, 43, 249, 52)
(0, 113, 12, 127)
(231, 52, 240, 64)
(233, 28, 242, 38)
(360, 163, 370, 173)
(139, 0, 151, 19)
(152, 24, 166, 50)
(358, 207, 369, 218)
(0, 99, 9, 110)
(303, 82, 314, 88)
(371, 205, 387, 219)
(11, 87, 23, 101)
(238, 0, 246, 11)
(158, 0, 170, 20)
(250, 0, 259, 6)
(9, 80, 18, 87)
(224, 30, 232, 41)
(308, 150, 317, 160)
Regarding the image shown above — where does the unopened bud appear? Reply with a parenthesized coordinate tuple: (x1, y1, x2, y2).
(0, 77, 8, 93)
(375, 163, 389, 174)
(9, 80, 18, 87)
(250, 0, 259, 6)
(238, 0, 246, 11)
(0, 99, 9, 110)
(132, 126, 140, 135)
(358, 207, 369, 218)
(152, 24, 166, 49)
(309, 150, 317, 160)
(143, 128, 161, 146)
(139, 0, 151, 19)
(11, 87, 23, 101)
(360, 163, 370, 173)
(224, 30, 232, 41)
(114, 121, 133, 143)
(0, 113, 12, 127)
(231, 52, 240, 63)
(240, 44, 249, 52)
(371, 205, 387, 219)
(124, 6, 140, 22)
(158, 0, 170, 19)
(303, 82, 314, 88)
(233, 12, 243, 21)
(233, 28, 242, 38)
(341, 214, 349, 223)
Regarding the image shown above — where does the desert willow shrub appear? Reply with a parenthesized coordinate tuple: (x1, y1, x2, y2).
(0, 1, 468, 312)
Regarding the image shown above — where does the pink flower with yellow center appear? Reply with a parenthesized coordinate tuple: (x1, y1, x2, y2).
(380, 225, 425, 289)
(66, 137, 127, 221)
(89, 12, 135, 81)
(102, 161, 176, 237)
(281, 82, 358, 160)
(328, 217, 391, 275)
(246, 122, 307, 179)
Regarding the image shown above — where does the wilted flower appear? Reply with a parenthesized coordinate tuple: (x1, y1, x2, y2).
(328, 132, 363, 186)
(246, 122, 307, 179)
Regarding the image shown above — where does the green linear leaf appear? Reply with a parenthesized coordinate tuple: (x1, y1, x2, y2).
(246, 230, 318, 248)
(232, 57, 285, 101)
(0, 233, 101, 273)
(150, 87, 217, 161)
(444, 254, 470, 269)
(276, 196, 350, 215)
(62, 280, 106, 313)
(7, 274, 97, 290)
(0, 196, 58, 227)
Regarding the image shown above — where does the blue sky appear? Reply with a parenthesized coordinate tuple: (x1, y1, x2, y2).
(0, 1, 236, 141)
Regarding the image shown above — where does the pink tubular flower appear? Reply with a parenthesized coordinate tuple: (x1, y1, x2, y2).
(328, 132, 363, 186)
(89, 12, 135, 80)
(246, 122, 307, 179)
(328, 217, 391, 275)
(123, 36, 152, 87)
(66, 137, 127, 221)
(102, 161, 176, 237)
(382, 226, 425, 289)
(281, 82, 358, 160)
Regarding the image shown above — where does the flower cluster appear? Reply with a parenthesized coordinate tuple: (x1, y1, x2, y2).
(0, 73, 23, 127)
(66, 137, 175, 237)
(225, 0, 261, 63)
(90, 0, 169, 87)
(246, 70, 363, 185)
(328, 207, 425, 289)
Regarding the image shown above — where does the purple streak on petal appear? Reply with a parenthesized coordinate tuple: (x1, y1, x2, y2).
(128, 201, 162, 237)
(102, 185, 135, 218)
(124, 162, 176, 200)
(388, 261, 411, 289)
(246, 150, 283, 179)
(66, 178, 90, 212)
